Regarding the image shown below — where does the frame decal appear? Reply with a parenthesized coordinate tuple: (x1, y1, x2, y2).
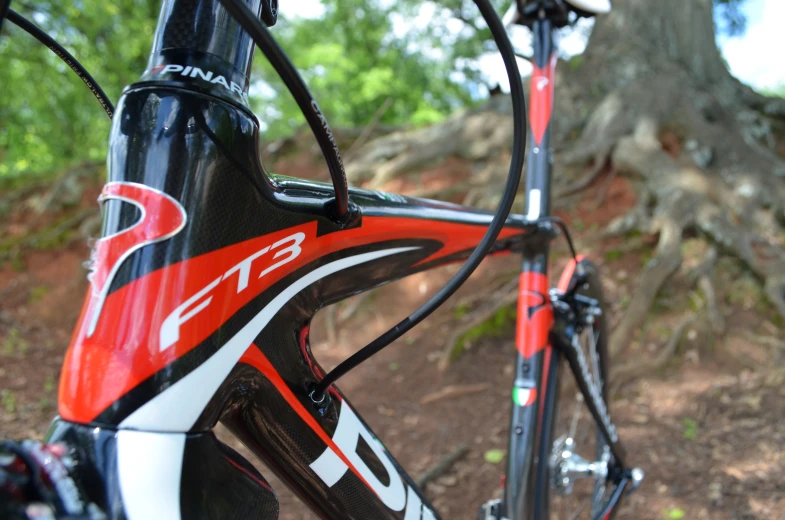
(515, 271, 554, 358)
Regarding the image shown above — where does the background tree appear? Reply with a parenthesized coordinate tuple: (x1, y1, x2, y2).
(0, 0, 158, 180)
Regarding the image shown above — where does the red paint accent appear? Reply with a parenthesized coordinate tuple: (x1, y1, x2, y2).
(59, 216, 524, 423)
(556, 255, 586, 293)
(529, 53, 557, 146)
(237, 345, 378, 498)
(85, 182, 185, 329)
(515, 272, 554, 358)
(222, 456, 273, 492)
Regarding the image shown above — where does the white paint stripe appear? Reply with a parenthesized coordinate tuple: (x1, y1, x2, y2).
(403, 485, 423, 520)
(117, 430, 185, 520)
(422, 504, 437, 520)
(120, 247, 418, 432)
(526, 189, 541, 220)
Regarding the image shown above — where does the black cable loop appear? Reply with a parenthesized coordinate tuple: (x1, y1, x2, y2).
(5, 9, 114, 118)
(310, 0, 528, 399)
(217, 0, 349, 220)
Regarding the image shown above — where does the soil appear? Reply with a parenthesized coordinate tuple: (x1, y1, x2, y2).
(1, 167, 784, 519)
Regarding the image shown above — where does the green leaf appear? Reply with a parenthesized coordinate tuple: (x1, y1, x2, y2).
(664, 508, 686, 519)
(682, 418, 698, 441)
(483, 449, 505, 464)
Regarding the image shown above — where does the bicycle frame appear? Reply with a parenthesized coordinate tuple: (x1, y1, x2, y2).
(42, 1, 630, 518)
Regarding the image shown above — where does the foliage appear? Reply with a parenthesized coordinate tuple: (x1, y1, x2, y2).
(251, 0, 509, 136)
(0, 1, 160, 181)
(714, 0, 747, 37)
(761, 84, 785, 98)
(682, 418, 698, 441)
(0, 0, 752, 181)
(452, 302, 515, 359)
(482, 448, 505, 464)
(663, 509, 686, 520)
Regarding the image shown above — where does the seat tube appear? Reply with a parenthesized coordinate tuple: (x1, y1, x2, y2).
(504, 13, 558, 520)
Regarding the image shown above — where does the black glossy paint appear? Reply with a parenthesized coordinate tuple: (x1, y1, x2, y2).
(45, 421, 279, 520)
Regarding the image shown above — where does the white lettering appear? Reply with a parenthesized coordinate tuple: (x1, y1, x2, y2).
(190, 67, 213, 81)
(210, 75, 230, 88)
(161, 64, 184, 75)
(156, 64, 248, 101)
(160, 232, 305, 352)
(160, 276, 222, 351)
(403, 486, 423, 520)
(310, 404, 406, 511)
(259, 232, 305, 279)
(222, 246, 270, 293)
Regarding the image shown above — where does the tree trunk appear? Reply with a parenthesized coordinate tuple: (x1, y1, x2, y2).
(588, 0, 729, 88)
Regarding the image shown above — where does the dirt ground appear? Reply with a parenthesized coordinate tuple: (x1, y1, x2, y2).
(1, 172, 784, 519)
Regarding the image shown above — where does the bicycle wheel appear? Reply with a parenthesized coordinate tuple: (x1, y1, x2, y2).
(534, 258, 615, 519)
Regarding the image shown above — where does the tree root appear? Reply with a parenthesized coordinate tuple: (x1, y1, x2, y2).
(749, 333, 785, 365)
(611, 314, 696, 392)
(698, 275, 725, 335)
(591, 165, 618, 209)
(416, 443, 469, 488)
(603, 185, 652, 237)
(554, 150, 609, 199)
(689, 248, 725, 335)
(420, 383, 489, 405)
(606, 114, 785, 353)
(609, 216, 682, 356)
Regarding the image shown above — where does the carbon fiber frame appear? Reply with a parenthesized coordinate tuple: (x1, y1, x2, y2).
(44, 1, 630, 519)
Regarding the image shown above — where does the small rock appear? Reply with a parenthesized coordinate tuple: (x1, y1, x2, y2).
(708, 481, 723, 507)
(437, 475, 458, 487)
(428, 483, 446, 495)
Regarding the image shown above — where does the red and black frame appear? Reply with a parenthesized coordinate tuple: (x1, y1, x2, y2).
(0, 0, 637, 518)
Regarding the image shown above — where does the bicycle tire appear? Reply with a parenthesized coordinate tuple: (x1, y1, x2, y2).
(533, 258, 615, 519)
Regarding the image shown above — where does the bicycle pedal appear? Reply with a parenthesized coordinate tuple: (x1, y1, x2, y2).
(477, 499, 507, 520)
(627, 467, 645, 494)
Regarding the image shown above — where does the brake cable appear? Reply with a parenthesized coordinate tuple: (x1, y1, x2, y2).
(202, 0, 529, 400)
(2, 9, 114, 118)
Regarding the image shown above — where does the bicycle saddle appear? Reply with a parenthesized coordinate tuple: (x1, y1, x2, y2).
(564, 0, 611, 14)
